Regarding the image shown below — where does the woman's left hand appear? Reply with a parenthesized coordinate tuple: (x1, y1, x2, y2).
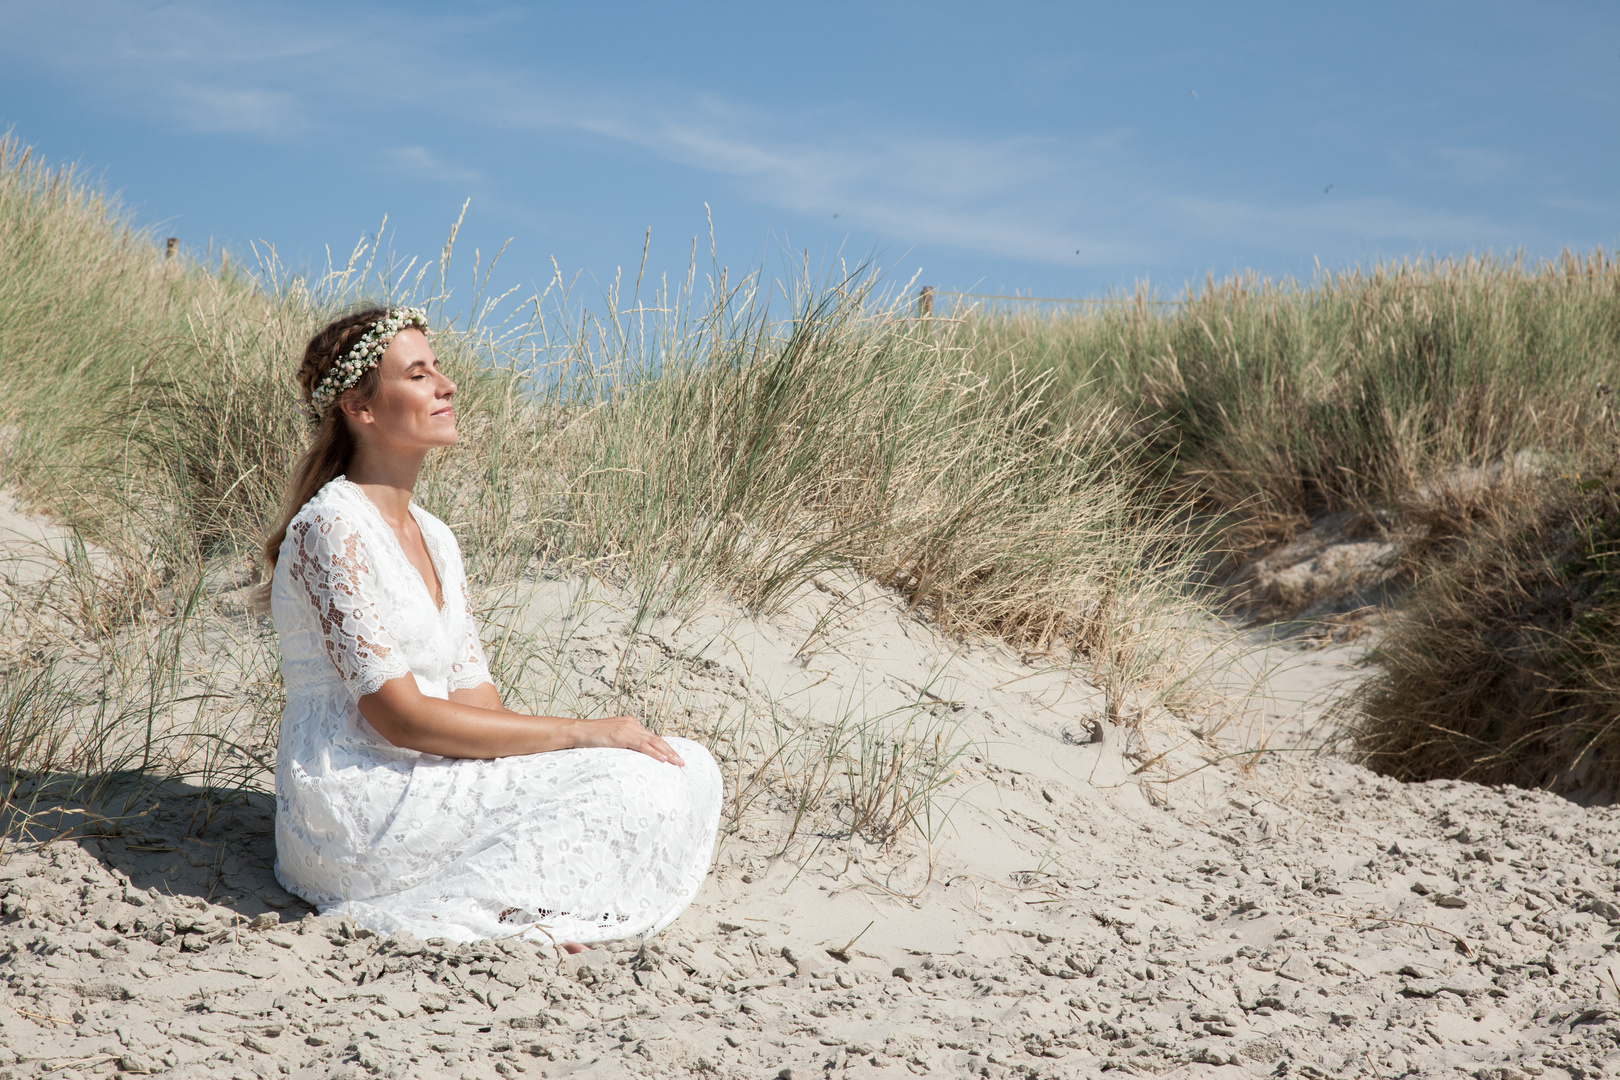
(567, 715, 687, 766)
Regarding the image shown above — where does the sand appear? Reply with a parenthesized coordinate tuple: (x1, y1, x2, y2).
(3, 502, 1619, 1079)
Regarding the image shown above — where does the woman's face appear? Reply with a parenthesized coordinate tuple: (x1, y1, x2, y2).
(342, 328, 458, 450)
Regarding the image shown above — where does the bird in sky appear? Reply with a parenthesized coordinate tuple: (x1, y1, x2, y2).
(1324, 184, 1334, 194)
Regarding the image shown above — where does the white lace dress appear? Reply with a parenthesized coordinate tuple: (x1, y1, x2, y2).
(269, 477, 722, 944)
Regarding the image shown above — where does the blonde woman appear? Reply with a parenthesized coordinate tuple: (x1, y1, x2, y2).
(261, 306, 722, 947)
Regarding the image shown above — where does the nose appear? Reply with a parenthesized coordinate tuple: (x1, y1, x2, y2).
(439, 371, 456, 397)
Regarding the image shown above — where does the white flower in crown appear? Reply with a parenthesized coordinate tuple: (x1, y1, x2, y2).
(307, 306, 430, 419)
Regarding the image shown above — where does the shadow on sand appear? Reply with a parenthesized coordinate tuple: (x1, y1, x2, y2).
(2, 775, 313, 921)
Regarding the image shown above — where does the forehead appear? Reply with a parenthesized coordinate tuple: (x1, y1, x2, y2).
(380, 327, 435, 368)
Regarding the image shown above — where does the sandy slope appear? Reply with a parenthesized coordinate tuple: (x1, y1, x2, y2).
(2, 508, 1619, 1079)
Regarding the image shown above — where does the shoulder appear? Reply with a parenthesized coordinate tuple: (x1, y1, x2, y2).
(284, 479, 374, 553)
(290, 477, 362, 524)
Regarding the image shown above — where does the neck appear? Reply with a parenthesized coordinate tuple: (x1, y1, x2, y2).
(344, 443, 427, 525)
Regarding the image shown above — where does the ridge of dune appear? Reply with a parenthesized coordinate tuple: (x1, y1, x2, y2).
(2, 500, 1618, 1080)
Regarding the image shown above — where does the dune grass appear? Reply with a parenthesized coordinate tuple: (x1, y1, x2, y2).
(1345, 452, 1620, 801)
(13, 123, 1614, 821)
(948, 258, 1620, 796)
(953, 257, 1620, 553)
(0, 136, 1204, 856)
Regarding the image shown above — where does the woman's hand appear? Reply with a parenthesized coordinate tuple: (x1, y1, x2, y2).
(568, 716, 686, 766)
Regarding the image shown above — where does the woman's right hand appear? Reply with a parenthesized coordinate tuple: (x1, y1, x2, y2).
(568, 715, 686, 766)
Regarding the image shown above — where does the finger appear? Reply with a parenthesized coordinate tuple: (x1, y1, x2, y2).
(653, 737, 685, 767)
(635, 740, 674, 764)
(631, 734, 676, 765)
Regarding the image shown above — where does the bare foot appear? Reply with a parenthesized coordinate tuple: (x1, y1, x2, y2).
(561, 942, 589, 955)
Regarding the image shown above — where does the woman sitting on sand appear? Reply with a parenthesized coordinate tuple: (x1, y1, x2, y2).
(259, 306, 722, 947)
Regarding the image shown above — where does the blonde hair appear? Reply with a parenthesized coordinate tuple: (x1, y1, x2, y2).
(254, 306, 389, 607)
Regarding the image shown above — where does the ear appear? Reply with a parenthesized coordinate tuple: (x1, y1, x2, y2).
(338, 392, 375, 427)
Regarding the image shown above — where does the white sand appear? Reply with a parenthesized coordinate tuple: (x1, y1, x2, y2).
(2, 509, 1618, 1079)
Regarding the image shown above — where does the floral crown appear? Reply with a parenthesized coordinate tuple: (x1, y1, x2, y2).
(307, 306, 431, 419)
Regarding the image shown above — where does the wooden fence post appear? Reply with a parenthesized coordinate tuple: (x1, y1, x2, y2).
(918, 285, 933, 317)
(165, 237, 178, 260)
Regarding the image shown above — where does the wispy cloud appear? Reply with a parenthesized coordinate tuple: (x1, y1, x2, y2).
(1435, 146, 1519, 184)
(386, 147, 483, 187)
(0, 0, 1551, 275)
(468, 84, 1155, 264)
(5, 2, 1134, 265)
(1171, 195, 1520, 254)
(160, 83, 311, 137)
(4, 1, 334, 139)
(1539, 194, 1620, 221)
(603, 116, 1127, 264)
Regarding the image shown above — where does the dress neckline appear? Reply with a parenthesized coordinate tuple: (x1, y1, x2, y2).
(334, 476, 449, 616)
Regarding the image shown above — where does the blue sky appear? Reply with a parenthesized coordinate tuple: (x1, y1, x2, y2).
(2, 1, 1617, 308)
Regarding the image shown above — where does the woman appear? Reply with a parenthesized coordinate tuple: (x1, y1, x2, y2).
(261, 305, 722, 946)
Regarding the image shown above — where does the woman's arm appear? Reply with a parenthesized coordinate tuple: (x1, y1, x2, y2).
(359, 676, 686, 765)
(448, 681, 510, 713)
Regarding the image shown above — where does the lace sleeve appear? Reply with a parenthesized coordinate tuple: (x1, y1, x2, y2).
(446, 538, 494, 693)
(286, 510, 412, 700)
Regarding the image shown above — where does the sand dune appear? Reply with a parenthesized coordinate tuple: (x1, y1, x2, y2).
(3, 507, 1619, 1079)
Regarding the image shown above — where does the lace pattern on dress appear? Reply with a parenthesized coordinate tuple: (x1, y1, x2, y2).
(286, 512, 411, 699)
(332, 479, 492, 693)
(413, 509, 492, 691)
(447, 582, 492, 691)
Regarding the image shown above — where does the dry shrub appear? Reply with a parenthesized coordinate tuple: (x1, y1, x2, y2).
(1349, 458, 1620, 802)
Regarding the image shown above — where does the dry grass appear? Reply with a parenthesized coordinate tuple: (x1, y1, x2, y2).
(0, 136, 1206, 855)
(535, 275, 1194, 673)
(32, 122, 1616, 823)
(952, 255, 1620, 557)
(948, 257, 1620, 797)
(1346, 453, 1620, 802)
